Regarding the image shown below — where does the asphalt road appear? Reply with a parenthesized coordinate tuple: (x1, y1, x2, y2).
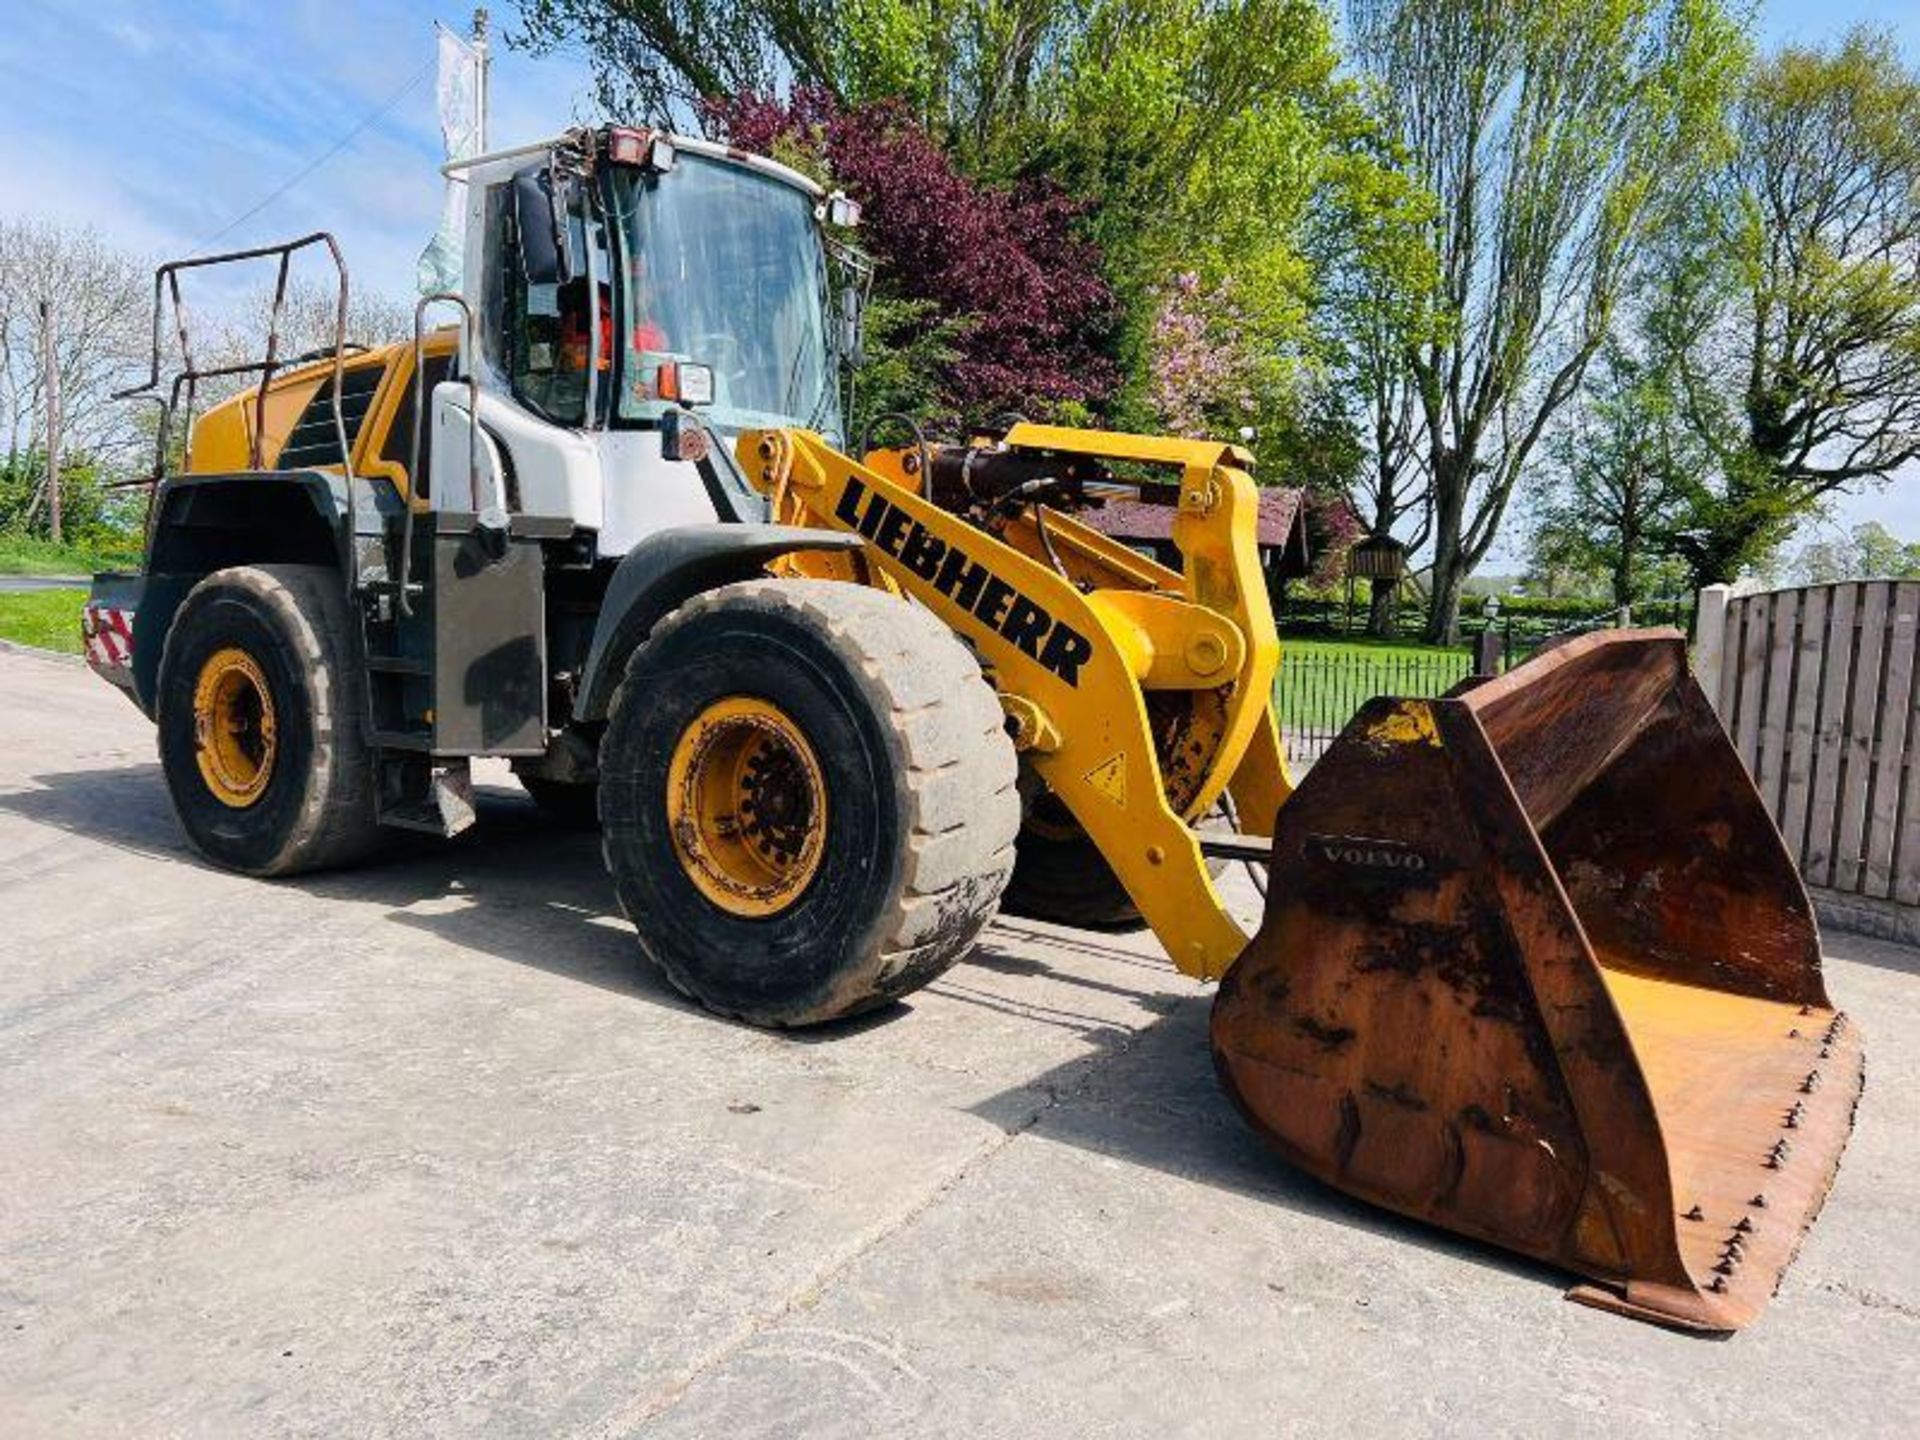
(1, 646, 1916, 1437)
(0, 576, 87, 592)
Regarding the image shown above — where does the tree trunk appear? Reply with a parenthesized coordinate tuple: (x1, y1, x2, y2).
(1426, 561, 1467, 646)
(1365, 578, 1398, 638)
(1611, 556, 1634, 610)
(1424, 452, 1471, 645)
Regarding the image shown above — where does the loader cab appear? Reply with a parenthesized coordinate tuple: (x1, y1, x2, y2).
(451, 128, 862, 559)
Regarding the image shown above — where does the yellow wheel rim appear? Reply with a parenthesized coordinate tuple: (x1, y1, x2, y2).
(192, 646, 278, 808)
(665, 696, 829, 918)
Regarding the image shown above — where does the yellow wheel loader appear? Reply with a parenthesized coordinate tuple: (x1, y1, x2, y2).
(85, 125, 1860, 1333)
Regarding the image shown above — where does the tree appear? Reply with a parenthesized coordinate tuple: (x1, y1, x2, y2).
(204, 278, 414, 373)
(1346, 0, 1747, 641)
(1658, 29, 1920, 586)
(1142, 268, 1362, 584)
(712, 90, 1117, 424)
(1306, 102, 1444, 635)
(517, 2, 1361, 503)
(1528, 341, 1697, 608)
(1143, 271, 1278, 440)
(514, 0, 1088, 155)
(1790, 521, 1920, 584)
(0, 220, 152, 529)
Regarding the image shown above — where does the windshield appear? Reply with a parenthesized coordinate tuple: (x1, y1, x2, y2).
(606, 155, 842, 440)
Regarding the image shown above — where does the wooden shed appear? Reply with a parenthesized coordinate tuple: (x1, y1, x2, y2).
(1078, 487, 1312, 589)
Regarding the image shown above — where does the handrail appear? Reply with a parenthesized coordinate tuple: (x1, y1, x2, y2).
(400, 294, 484, 617)
(113, 233, 355, 593)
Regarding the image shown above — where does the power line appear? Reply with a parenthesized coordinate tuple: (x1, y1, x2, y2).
(192, 55, 436, 255)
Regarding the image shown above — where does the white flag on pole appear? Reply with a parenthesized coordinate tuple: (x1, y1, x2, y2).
(417, 23, 484, 295)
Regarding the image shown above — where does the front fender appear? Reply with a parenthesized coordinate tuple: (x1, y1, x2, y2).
(573, 525, 865, 723)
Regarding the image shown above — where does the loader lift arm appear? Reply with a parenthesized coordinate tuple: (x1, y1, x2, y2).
(737, 424, 1291, 980)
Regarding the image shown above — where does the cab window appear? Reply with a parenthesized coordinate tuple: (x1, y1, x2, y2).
(487, 175, 604, 427)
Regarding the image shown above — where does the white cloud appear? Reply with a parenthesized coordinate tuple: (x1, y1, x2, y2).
(0, 0, 591, 310)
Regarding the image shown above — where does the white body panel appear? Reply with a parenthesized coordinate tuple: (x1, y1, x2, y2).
(427, 382, 719, 553)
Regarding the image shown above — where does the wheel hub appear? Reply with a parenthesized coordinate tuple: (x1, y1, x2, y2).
(666, 696, 828, 917)
(192, 646, 277, 808)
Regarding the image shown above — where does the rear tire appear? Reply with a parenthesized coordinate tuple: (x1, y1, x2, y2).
(599, 579, 1019, 1027)
(1000, 810, 1147, 932)
(156, 564, 379, 876)
(1001, 782, 1229, 932)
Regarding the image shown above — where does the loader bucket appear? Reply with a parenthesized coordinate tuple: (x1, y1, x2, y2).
(1212, 630, 1863, 1331)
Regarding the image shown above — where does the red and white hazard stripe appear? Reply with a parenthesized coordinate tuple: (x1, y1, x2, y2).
(82, 602, 135, 674)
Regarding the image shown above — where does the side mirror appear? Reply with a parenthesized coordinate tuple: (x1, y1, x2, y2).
(512, 166, 576, 287)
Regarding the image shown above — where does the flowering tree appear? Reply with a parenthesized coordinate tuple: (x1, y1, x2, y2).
(1144, 270, 1359, 587)
(711, 90, 1117, 425)
(1145, 272, 1261, 437)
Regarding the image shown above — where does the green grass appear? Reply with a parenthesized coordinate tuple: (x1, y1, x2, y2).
(0, 588, 87, 654)
(1274, 632, 1475, 737)
(1280, 633, 1470, 663)
(0, 532, 140, 577)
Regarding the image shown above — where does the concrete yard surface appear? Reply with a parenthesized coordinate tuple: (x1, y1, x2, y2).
(1, 645, 1916, 1437)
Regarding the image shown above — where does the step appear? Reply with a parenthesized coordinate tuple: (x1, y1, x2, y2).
(378, 801, 458, 835)
(370, 728, 435, 753)
(365, 654, 432, 676)
(374, 765, 477, 839)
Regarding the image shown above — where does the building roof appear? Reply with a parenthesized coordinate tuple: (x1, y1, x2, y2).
(1080, 487, 1312, 578)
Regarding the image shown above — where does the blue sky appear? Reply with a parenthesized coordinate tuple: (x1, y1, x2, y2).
(0, 2, 595, 300)
(1, 0, 1915, 553)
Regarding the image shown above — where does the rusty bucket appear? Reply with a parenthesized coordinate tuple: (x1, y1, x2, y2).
(1212, 630, 1863, 1331)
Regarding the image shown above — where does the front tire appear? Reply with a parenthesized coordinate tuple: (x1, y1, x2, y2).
(156, 564, 378, 876)
(599, 580, 1019, 1027)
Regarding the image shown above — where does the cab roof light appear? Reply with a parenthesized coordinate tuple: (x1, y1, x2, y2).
(607, 127, 676, 172)
(823, 192, 861, 228)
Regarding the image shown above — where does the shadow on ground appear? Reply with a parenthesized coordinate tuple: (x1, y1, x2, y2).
(1, 760, 1573, 1302)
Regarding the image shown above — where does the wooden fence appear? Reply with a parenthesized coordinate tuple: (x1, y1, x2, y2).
(1696, 580, 1920, 906)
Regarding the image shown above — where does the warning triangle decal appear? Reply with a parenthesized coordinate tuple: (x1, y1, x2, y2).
(1084, 753, 1127, 807)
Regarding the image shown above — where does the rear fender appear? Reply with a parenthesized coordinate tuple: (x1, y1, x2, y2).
(111, 472, 348, 716)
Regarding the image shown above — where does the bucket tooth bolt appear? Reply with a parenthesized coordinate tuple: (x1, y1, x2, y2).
(1766, 1139, 1792, 1169)
(1708, 1276, 1729, 1294)
(1683, 1204, 1705, 1221)
(1751, 1194, 1769, 1209)
(1713, 1258, 1735, 1276)
(1801, 1071, 1821, 1094)
(1733, 1217, 1754, 1234)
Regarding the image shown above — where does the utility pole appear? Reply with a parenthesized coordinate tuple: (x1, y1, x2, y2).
(39, 298, 62, 545)
(473, 8, 490, 151)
